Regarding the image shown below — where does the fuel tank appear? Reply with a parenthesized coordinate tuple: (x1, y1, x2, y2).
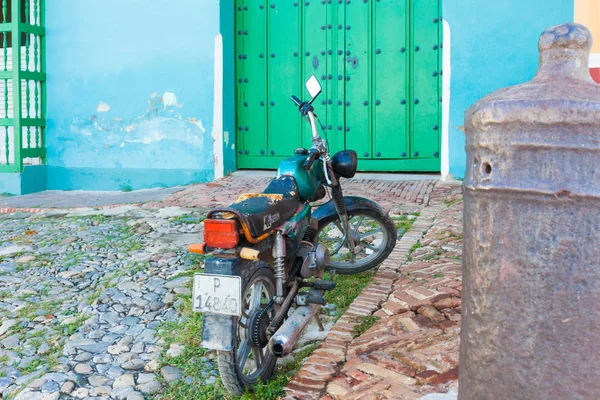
(277, 154, 324, 202)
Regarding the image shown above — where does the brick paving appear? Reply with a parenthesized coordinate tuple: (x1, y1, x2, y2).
(282, 184, 463, 400)
(145, 176, 439, 212)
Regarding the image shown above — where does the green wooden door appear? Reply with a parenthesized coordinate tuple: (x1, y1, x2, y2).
(235, 0, 441, 172)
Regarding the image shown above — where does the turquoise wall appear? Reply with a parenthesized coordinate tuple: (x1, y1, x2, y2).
(0, 166, 46, 195)
(0, 172, 21, 195)
(45, 0, 218, 191)
(443, 0, 573, 179)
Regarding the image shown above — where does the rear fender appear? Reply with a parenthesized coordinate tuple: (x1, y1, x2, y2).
(200, 257, 241, 351)
(311, 196, 384, 223)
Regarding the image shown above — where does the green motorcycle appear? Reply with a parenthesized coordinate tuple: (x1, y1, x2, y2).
(189, 75, 397, 395)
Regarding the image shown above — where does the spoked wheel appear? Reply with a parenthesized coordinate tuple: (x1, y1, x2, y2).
(317, 206, 397, 274)
(217, 262, 278, 396)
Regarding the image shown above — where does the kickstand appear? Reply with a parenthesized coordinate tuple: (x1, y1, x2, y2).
(315, 312, 325, 332)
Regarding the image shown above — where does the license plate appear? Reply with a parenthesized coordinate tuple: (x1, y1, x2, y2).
(192, 274, 242, 316)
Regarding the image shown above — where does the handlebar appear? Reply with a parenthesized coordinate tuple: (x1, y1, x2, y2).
(303, 148, 320, 170)
(290, 95, 302, 106)
(290, 95, 315, 116)
(291, 92, 328, 173)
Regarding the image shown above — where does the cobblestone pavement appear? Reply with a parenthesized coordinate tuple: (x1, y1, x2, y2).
(0, 176, 453, 400)
(0, 207, 208, 399)
(283, 184, 463, 400)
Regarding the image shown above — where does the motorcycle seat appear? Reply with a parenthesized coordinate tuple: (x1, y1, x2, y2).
(228, 175, 300, 239)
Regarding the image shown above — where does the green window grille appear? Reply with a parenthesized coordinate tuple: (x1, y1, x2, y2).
(0, 0, 45, 173)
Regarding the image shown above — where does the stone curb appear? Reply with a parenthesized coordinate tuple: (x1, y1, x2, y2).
(282, 205, 445, 400)
(0, 207, 50, 214)
(0, 203, 145, 215)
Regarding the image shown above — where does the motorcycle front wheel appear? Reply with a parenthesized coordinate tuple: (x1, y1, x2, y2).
(217, 261, 278, 396)
(317, 205, 397, 274)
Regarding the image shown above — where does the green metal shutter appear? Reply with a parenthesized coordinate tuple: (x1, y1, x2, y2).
(235, 0, 441, 172)
(0, 0, 45, 173)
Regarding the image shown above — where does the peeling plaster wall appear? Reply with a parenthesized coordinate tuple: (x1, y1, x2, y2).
(443, 0, 573, 179)
(45, 0, 218, 191)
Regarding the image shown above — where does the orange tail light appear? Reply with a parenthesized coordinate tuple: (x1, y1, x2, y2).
(203, 219, 239, 249)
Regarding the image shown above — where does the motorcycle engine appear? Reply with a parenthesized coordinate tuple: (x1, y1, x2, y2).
(298, 241, 330, 278)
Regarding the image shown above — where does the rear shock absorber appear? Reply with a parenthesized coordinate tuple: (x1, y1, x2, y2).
(273, 231, 286, 304)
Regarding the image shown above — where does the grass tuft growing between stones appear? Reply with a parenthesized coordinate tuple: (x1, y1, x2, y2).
(62, 313, 89, 336)
(392, 212, 419, 233)
(353, 315, 380, 338)
(444, 198, 461, 207)
(171, 214, 206, 225)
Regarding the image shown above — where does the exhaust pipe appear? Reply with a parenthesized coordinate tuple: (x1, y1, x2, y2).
(269, 304, 318, 357)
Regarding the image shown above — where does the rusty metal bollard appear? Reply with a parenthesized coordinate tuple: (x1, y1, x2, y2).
(460, 23, 600, 400)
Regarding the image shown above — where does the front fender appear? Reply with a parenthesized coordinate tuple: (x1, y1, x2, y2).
(311, 196, 384, 223)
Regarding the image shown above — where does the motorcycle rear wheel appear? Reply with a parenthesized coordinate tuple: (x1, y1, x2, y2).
(317, 205, 397, 274)
(217, 262, 278, 396)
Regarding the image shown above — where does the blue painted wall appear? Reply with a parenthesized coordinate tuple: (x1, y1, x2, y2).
(443, 0, 573, 179)
(0, 166, 46, 195)
(0, 172, 21, 195)
(45, 0, 219, 191)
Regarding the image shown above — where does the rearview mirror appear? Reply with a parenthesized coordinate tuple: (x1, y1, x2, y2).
(305, 75, 322, 101)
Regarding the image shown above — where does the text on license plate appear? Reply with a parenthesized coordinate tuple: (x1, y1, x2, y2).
(192, 274, 242, 316)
